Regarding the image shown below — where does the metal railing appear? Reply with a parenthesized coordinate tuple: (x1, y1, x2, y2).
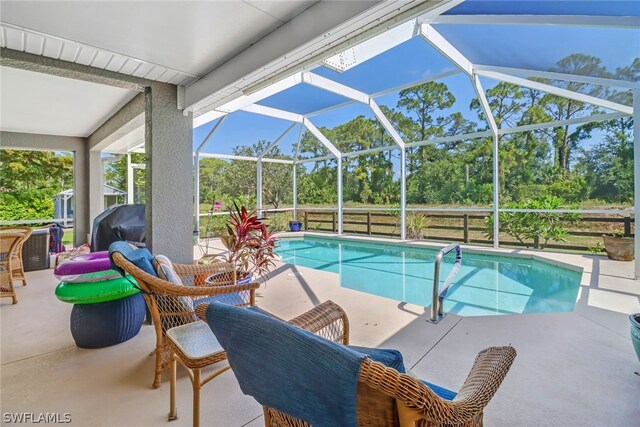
(429, 243, 462, 323)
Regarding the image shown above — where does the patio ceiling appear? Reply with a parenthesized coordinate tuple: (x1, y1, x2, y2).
(0, 66, 137, 137)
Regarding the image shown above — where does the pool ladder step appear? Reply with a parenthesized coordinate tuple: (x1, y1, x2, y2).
(428, 243, 462, 324)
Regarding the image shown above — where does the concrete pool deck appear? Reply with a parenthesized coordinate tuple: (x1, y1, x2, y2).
(2, 235, 639, 426)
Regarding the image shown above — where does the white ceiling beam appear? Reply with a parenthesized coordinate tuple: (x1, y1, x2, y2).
(499, 112, 629, 135)
(322, 1, 464, 72)
(472, 74, 499, 134)
(241, 104, 303, 123)
(322, 19, 416, 72)
(304, 69, 462, 118)
(215, 73, 303, 113)
(195, 115, 227, 153)
(431, 14, 640, 29)
(302, 117, 341, 158)
(302, 72, 370, 103)
(193, 110, 227, 129)
(474, 64, 640, 90)
(259, 122, 298, 158)
(296, 154, 334, 164)
(476, 70, 634, 115)
(419, 23, 473, 75)
(368, 100, 405, 148)
(371, 69, 461, 98)
(406, 130, 494, 148)
(198, 153, 293, 164)
(342, 144, 398, 158)
(184, 1, 463, 112)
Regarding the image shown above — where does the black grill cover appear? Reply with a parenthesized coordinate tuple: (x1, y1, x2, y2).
(91, 204, 146, 252)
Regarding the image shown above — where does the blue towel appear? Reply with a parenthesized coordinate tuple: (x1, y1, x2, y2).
(108, 241, 157, 278)
(206, 302, 365, 427)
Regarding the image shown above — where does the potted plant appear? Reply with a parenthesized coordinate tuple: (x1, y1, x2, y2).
(602, 233, 634, 261)
(631, 313, 640, 363)
(199, 204, 277, 285)
(289, 220, 303, 232)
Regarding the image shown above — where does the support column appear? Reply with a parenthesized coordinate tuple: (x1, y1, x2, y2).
(400, 148, 407, 240)
(257, 158, 263, 217)
(62, 195, 68, 227)
(87, 150, 103, 234)
(145, 83, 193, 263)
(292, 163, 298, 221)
(493, 133, 500, 248)
(633, 89, 639, 279)
(337, 156, 343, 234)
(194, 153, 200, 233)
(127, 153, 134, 204)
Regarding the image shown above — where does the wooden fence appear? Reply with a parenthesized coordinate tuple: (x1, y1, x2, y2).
(297, 209, 635, 252)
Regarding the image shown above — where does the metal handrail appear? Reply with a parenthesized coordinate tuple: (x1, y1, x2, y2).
(430, 243, 462, 323)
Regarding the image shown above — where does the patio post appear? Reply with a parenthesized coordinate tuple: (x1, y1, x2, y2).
(257, 158, 263, 217)
(127, 153, 134, 204)
(337, 156, 343, 234)
(194, 153, 200, 233)
(293, 162, 298, 221)
(634, 89, 640, 279)
(401, 148, 406, 240)
(493, 133, 500, 248)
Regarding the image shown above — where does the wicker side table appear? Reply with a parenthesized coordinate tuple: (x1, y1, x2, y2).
(166, 321, 230, 427)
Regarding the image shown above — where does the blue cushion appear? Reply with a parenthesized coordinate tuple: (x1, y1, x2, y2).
(206, 302, 365, 427)
(195, 292, 247, 308)
(348, 345, 406, 374)
(109, 241, 157, 277)
(422, 380, 457, 401)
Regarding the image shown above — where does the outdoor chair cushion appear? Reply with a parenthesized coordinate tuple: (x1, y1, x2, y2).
(206, 302, 457, 426)
(207, 301, 365, 427)
(153, 255, 183, 285)
(109, 241, 156, 277)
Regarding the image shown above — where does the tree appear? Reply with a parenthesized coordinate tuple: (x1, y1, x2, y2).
(0, 149, 73, 220)
(538, 54, 611, 174)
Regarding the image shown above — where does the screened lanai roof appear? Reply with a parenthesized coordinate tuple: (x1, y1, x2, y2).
(193, 0, 639, 160)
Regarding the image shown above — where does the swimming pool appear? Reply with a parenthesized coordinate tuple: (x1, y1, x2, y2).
(275, 236, 582, 316)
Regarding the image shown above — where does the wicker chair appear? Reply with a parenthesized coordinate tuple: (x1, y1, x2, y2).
(111, 252, 260, 388)
(1, 226, 32, 286)
(1, 232, 24, 304)
(205, 300, 516, 427)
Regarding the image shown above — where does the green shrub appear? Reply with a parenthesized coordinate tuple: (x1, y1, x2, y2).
(406, 213, 429, 239)
(0, 189, 56, 221)
(267, 213, 291, 233)
(486, 195, 577, 249)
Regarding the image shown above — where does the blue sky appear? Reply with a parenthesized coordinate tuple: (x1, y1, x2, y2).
(194, 23, 639, 157)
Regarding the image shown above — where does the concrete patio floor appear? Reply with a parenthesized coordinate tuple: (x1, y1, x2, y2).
(2, 236, 640, 426)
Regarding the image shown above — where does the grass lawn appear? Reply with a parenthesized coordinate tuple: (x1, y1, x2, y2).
(62, 229, 74, 247)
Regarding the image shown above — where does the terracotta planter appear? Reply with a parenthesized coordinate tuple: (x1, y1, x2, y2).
(602, 235, 634, 261)
(630, 314, 640, 363)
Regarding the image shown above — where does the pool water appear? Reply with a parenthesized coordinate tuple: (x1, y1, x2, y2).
(275, 237, 582, 316)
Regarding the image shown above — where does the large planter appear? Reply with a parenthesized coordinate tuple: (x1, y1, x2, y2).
(289, 221, 303, 232)
(602, 235, 634, 261)
(630, 313, 640, 363)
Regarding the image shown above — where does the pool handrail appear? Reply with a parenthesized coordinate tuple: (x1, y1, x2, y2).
(430, 243, 462, 323)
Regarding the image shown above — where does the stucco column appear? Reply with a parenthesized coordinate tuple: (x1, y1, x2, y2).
(145, 83, 193, 263)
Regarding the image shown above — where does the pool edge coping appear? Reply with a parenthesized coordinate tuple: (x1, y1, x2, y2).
(275, 231, 588, 275)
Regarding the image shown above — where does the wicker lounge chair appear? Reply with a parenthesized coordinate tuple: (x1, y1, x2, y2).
(1, 232, 24, 304)
(205, 300, 517, 427)
(1, 226, 32, 286)
(111, 252, 259, 388)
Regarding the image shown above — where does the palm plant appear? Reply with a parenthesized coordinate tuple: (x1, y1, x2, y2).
(219, 204, 278, 279)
